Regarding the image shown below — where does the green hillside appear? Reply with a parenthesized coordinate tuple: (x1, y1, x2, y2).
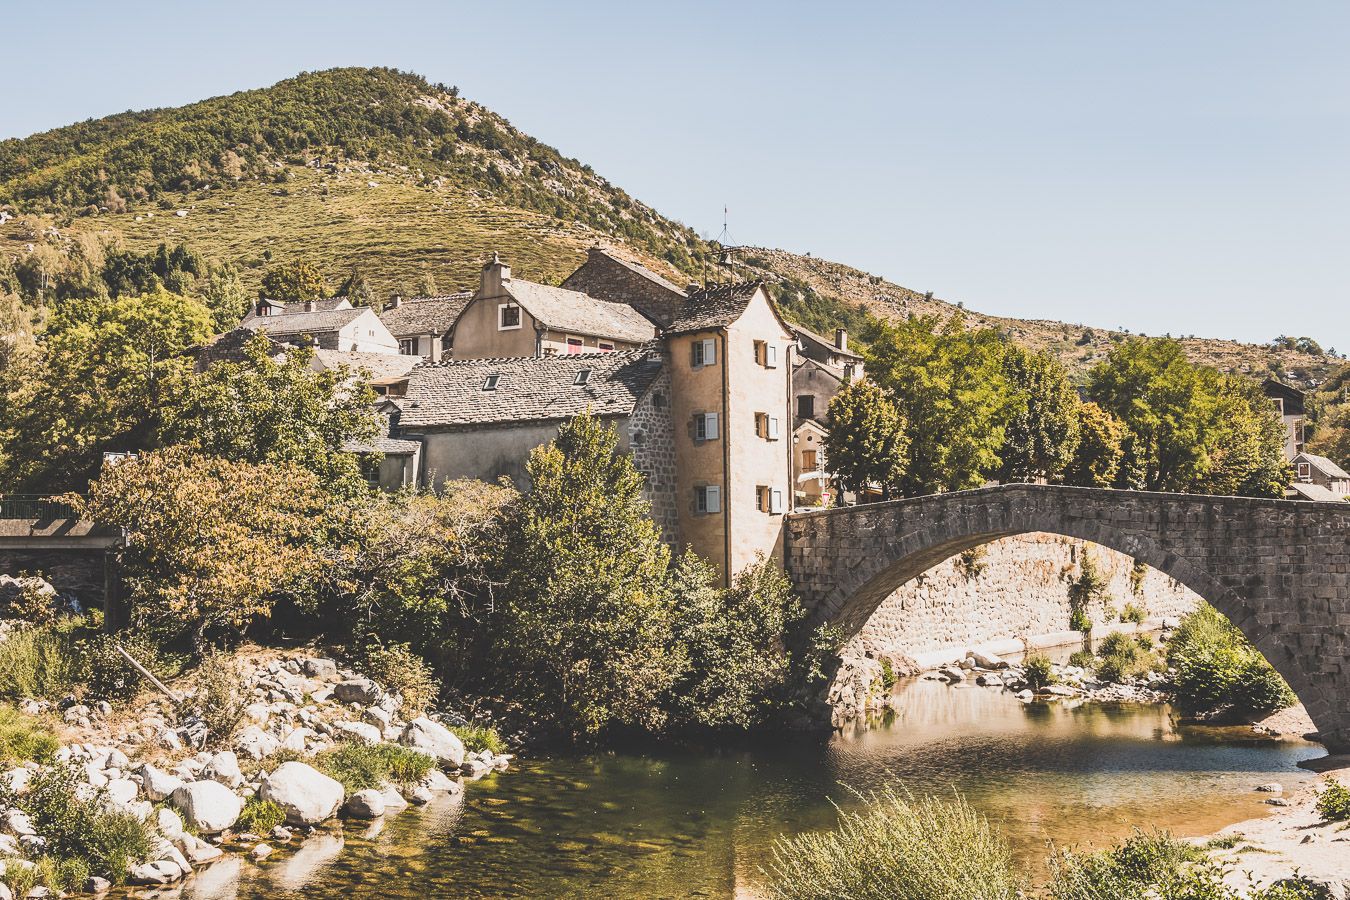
(1, 66, 1342, 386)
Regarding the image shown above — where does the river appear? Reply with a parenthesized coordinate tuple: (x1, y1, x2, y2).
(155, 676, 1325, 900)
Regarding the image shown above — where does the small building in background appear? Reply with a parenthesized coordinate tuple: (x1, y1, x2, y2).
(1262, 378, 1307, 461)
(561, 245, 689, 327)
(1289, 452, 1350, 501)
(378, 293, 472, 361)
(792, 418, 831, 508)
(241, 296, 399, 354)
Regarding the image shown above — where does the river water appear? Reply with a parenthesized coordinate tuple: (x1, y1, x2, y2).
(155, 677, 1324, 900)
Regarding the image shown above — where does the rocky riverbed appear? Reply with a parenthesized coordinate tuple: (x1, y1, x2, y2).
(0, 650, 511, 897)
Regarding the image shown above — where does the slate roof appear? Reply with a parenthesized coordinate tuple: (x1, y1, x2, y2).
(666, 281, 766, 334)
(242, 307, 367, 337)
(793, 324, 864, 361)
(398, 350, 664, 429)
(504, 279, 657, 344)
(378, 294, 473, 336)
(1289, 481, 1345, 502)
(1299, 453, 1350, 481)
(312, 349, 421, 381)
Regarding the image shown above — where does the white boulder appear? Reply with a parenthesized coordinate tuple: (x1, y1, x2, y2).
(345, 789, 385, 819)
(398, 717, 465, 768)
(260, 761, 344, 825)
(170, 780, 242, 834)
(138, 765, 184, 802)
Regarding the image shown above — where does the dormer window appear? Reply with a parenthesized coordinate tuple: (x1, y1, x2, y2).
(482, 374, 501, 391)
(1298, 462, 1312, 482)
(574, 369, 592, 386)
(498, 303, 522, 330)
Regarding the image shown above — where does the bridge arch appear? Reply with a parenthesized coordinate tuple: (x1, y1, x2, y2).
(785, 483, 1350, 752)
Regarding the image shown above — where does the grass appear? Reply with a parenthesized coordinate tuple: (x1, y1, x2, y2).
(315, 741, 436, 792)
(761, 787, 1021, 900)
(0, 620, 84, 700)
(450, 724, 506, 755)
(0, 704, 59, 765)
(237, 798, 285, 834)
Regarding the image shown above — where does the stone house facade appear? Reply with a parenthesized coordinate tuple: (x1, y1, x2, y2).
(561, 246, 689, 327)
(241, 297, 399, 354)
(1291, 452, 1349, 501)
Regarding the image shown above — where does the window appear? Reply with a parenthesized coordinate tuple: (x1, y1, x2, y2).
(768, 415, 780, 440)
(399, 338, 418, 356)
(574, 369, 591, 386)
(598, 341, 615, 352)
(802, 449, 818, 471)
(695, 485, 721, 514)
(482, 374, 501, 391)
(498, 303, 522, 330)
(695, 412, 719, 441)
(770, 488, 784, 514)
(566, 336, 585, 354)
(797, 395, 815, 419)
(1273, 398, 1285, 416)
(754, 340, 766, 365)
(1298, 462, 1312, 481)
(755, 412, 767, 438)
(440, 332, 454, 354)
(691, 338, 717, 367)
(756, 486, 785, 514)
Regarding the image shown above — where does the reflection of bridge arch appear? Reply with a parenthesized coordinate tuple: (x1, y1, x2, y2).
(785, 484, 1350, 752)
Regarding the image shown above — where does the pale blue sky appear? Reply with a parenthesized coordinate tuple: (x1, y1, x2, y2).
(5, 1, 1347, 350)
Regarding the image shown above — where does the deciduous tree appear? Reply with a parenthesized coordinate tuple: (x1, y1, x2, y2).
(1062, 402, 1127, 488)
(259, 259, 327, 303)
(823, 378, 907, 501)
(996, 346, 1080, 483)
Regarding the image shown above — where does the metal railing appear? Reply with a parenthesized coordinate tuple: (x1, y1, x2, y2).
(0, 494, 81, 520)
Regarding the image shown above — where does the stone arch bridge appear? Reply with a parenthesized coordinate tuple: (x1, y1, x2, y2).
(784, 483, 1350, 752)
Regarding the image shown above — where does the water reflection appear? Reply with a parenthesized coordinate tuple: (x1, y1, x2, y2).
(160, 679, 1322, 900)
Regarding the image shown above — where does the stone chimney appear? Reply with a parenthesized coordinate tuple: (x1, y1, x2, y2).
(480, 251, 511, 298)
(386, 295, 402, 310)
(303, 298, 317, 312)
(835, 328, 848, 352)
(685, 283, 701, 296)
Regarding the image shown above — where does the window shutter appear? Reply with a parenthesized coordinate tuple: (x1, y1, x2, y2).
(766, 343, 778, 368)
(706, 485, 721, 513)
(771, 489, 784, 514)
(705, 413, 719, 440)
(769, 416, 780, 440)
(703, 338, 717, 365)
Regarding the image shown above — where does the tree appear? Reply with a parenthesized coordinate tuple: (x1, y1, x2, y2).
(996, 346, 1080, 483)
(823, 378, 908, 501)
(492, 411, 681, 741)
(159, 332, 378, 494)
(198, 263, 250, 331)
(865, 314, 1012, 495)
(76, 448, 325, 650)
(1062, 402, 1127, 488)
(0, 289, 212, 490)
(335, 262, 375, 307)
(259, 259, 327, 303)
(1196, 376, 1292, 498)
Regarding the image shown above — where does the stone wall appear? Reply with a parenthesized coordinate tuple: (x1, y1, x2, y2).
(629, 368, 680, 545)
(0, 550, 107, 608)
(843, 533, 1200, 667)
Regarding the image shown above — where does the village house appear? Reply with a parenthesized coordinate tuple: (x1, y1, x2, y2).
(1262, 378, 1307, 460)
(241, 296, 400, 354)
(560, 245, 689, 327)
(378, 293, 472, 361)
(793, 418, 831, 507)
(449, 254, 657, 359)
(1288, 452, 1350, 502)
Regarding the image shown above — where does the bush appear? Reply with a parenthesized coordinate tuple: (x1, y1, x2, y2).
(353, 642, 439, 717)
(0, 621, 83, 700)
(34, 856, 90, 893)
(1068, 651, 1096, 670)
(237, 798, 285, 834)
(0, 763, 153, 883)
(1315, 778, 1350, 822)
(1023, 654, 1056, 691)
(1120, 602, 1147, 624)
(1094, 633, 1161, 684)
(316, 741, 435, 792)
(761, 787, 1021, 900)
(1046, 830, 1221, 900)
(193, 653, 248, 748)
(1168, 604, 1294, 715)
(78, 632, 180, 702)
(450, 724, 505, 755)
(1, 573, 58, 624)
(1068, 607, 1093, 634)
(0, 705, 59, 765)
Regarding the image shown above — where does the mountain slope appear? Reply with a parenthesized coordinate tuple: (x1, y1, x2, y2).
(1, 67, 1341, 386)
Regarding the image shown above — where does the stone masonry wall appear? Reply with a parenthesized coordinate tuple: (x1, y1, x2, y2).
(629, 368, 680, 545)
(0, 550, 107, 608)
(844, 533, 1201, 666)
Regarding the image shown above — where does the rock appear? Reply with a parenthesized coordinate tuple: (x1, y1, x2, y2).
(1266, 797, 1292, 806)
(976, 673, 1005, 687)
(260, 761, 345, 825)
(345, 789, 385, 819)
(271, 825, 292, 842)
(461, 758, 492, 779)
(139, 766, 184, 804)
(244, 703, 271, 724)
(251, 843, 273, 860)
(937, 665, 966, 683)
(420, 767, 458, 793)
(170, 780, 242, 834)
(2, 768, 32, 793)
(278, 726, 315, 752)
(333, 679, 382, 705)
(204, 750, 244, 788)
(129, 860, 179, 885)
(177, 833, 223, 865)
(301, 658, 338, 680)
(4, 809, 37, 837)
(380, 785, 409, 812)
(406, 783, 434, 805)
(399, 717, 466, 768)
(0, 880, 9, 900)
(1016, 689, 1035, 701)
(83, 876, 111, 894)
(361, 707, 392, 731)
(235, 725, 281, 760)
(332, 720, 382, 744)
(970, 650, 1009, 669)
(106, 777, 139, 806)
(156, 806, 184, 841)
(1255, 782, 1283, 793)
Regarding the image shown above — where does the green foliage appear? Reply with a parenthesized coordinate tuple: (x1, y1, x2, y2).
(78, 447, 326, 649)
(996, 345, 1080, 483)
(194, 653, 248, 747)
(0, 763, 154, 883)
(353, 642, 440, 717)
(77, 631, 181, 702)
(957, 547, 987, 580)
(1063, 402, 1127, 488)
(0, 621, 84, 700)
(1046, 830, 1224, 900)
(1314, 778, 1350, 822)
(879, 658, 898, 692)
(1068, 650, 1096, 670)
(823, 378, 908, 501)
(316, 741, 435, 792)
(0, 705, 60, 764)
(1067, 550, 1110, 633)
(762, 787, 1022, 900)
(34, 855, 91, 893)
(236, 798, 285, 834)
(450, 724, 506, 756)
(160, 333, 379, 494)
(866, 314, 1013, 495)
(259, 259, 328, 302)
(765, 276, 882, 352)
(1087, 338, 1291, 496)
(1023, 653, 1056, 691)
(1120, 602, 1147, 624)
(1167, 603, 1295, 716)
(1094, 633, 1161, 684)
(1129, 559, 1148, 597)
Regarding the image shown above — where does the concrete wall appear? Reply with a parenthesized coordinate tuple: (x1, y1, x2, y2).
(844, 533, 1199, 666)
(419, 421, 584, 489)
(339, 310, 400, 353)
(451, 294, 538, 360)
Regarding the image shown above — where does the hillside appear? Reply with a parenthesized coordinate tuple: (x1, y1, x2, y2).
(1, 66, 1342, 387)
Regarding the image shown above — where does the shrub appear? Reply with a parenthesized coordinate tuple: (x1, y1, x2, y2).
(1068, 607, 1093, 634)
(353, 642, 439, 717)
(1168, 604, 1295, 715)
(761, 787, 1021, 900)
(1023, 654, 1056, 691)
(879, 657, 898, 692)
(1046, 830, 1224, 900)
(193, 653, 248, 748)
(0, 621, 83, 700)
(35, 856, 90, 893)
(450, 724, 506, 755)
(1, 573, 58, 624)
(237, 798, 285, 834)
(1094, 633, 1161, 684)
(1315, 778, 1350, 822)
(316, 741, 435, 792)
(2, 763, 153, 883)
(1, 860, 39, 896)
(1120, 603, 1147, 624)
(78, 632, 180, 702)
(1068, 650, 1096, 670)
(0, 705, 59, 765)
